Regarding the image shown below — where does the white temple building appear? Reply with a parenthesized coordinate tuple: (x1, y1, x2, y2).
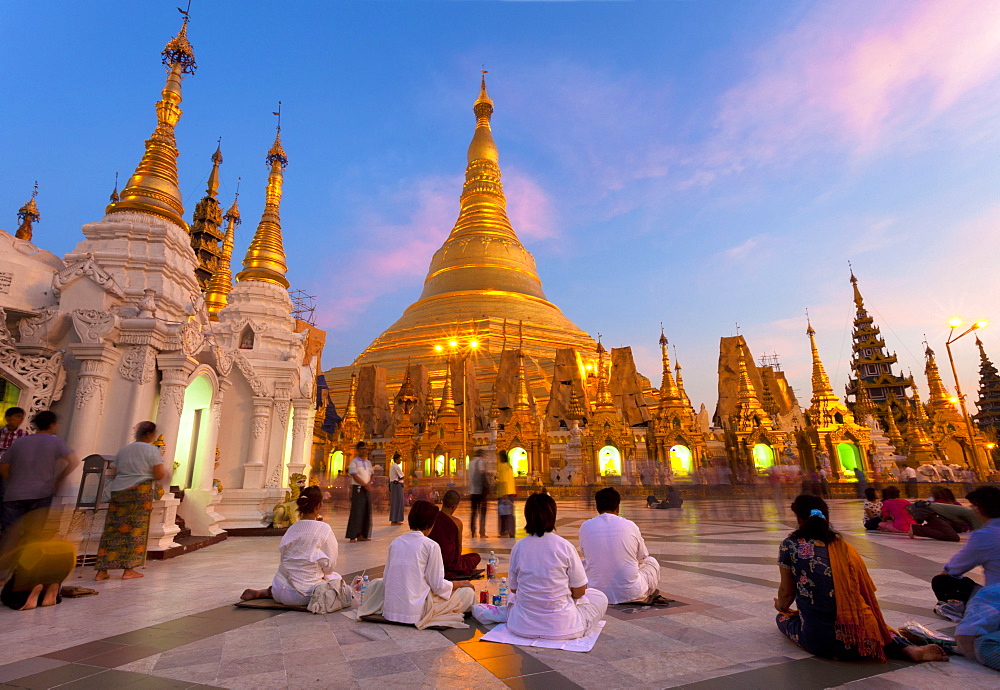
(0, 15, 323, 555)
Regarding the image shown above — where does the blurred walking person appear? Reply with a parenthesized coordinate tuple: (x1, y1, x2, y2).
(468, 448, 488, 538)
(95, 421, 165, 581)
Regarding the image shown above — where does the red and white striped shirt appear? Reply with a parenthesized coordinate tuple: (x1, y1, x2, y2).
(0, 426, 29, 455)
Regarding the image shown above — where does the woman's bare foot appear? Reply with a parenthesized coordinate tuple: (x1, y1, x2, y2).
(240, 587, 271, 601)
(95, 570, 110, 581)
(349, 538, 358, 543)
(19, 585, 43, 610)
(909, 527, 916, 540)
(122, 569, 144, 580)
(902, 644, 949, 663)
(41, 584, 60, 607)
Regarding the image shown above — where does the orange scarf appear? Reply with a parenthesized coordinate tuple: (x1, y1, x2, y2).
(827, 538, 896, 661)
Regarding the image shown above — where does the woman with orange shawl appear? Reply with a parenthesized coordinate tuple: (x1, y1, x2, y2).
(774, 495, 948, 663)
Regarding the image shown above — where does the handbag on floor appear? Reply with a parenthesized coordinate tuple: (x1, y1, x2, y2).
(307, 576, 353, 614)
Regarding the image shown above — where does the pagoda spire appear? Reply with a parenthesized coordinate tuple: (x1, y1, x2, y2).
(735, 337, 773, 431)
(845, 270, 912, 425)
(923, 344, 953, 407)
(237, 109, 290, 288)
(906, 381, 937, 457)
(594, 340, 615, 411)
(190, 142, 225, 289)
(974, 337, 1000, 432)
(807, 320, 838, 406)
(884, 393, 907, 452)
(853, 368, 877, 421)
(658, 330, 680, 404)
(675, 354, 691, 408)
(109, 172, 120, 204)
(106, 10, 196, 228)
(514, 350, 532, 412)
(438, 358, 457, 415)
(14, 182, 40, 241)
(204, 188, 241, 318)
(416, 72, 548, 304)
(343, 372, 359, 424)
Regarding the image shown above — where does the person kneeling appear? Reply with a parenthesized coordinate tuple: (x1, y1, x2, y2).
(357, 500, 475, 629)
(775, 495, 947, 663)
(507, 493, 608, 640)
(579, 487, 659, 604)
(428, 490, 481, 579)
(241, 487, 348, 611)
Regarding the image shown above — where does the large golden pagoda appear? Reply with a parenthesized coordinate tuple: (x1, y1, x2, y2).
(352, 75, 595, 384)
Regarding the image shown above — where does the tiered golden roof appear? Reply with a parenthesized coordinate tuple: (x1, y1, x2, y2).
(106, 15, 196, 228)
(236, 125, 290, 288)
(205, 191, 241, 318)
(734, 338, 773, 431)
(15, 183, 40, 241)
(353, 74, 594, 385)
(190, 143, 225, 288)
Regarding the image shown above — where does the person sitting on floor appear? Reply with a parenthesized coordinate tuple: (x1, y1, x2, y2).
(862, 487, 882, 530)
(646, 495, 660, 508)
(930, 486, 982, 533)
(775, 494, 947, 663)
(955, 584, 1000, 670)
(579, 487, 660, 605)
(907, 495, 961, 543)
(241, 486, 343, 607)
(878, 486, 916, 534)
(356, 500, 475, 629)
(0, 530, 76, 611)
(428, 490, 481, 579)
(932, 486, 1000, 619)
(506, 493, 608, 640)
(661, 485, 683, 509)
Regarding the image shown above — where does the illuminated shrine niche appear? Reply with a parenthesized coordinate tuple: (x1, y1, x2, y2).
(174, 374, 213, 489)
(599, 445, 622, 476)
(837, 442, 861, 475)
(509, 447, 529, 476)
(329, 450, 344, 475)
(435, 454, 445, 476)
(752, 443, 775, 471)
(0, 376, 21, 418)
(668, 444, 693, 477)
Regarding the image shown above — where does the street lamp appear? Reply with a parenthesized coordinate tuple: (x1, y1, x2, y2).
(945, 318, 989, 477)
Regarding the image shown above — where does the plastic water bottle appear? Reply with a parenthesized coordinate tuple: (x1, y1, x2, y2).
(360, 575, 369, 603)
(487, 551, 497, 578)
(499, 577, 508, 605)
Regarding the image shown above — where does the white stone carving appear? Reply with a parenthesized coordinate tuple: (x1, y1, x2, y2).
(71, 309, 117, 344)
(229, 317, 267, 335)
(158, 384, 185, 418)
(75, 376, 106, 413)
(17, 308, 67, 347)
(274, 400, 290, 428)
(266, 463, 282, 488)
(180, 321, 205, 357)
(234, 352, 266, 396)
(0, 308, 66, 418)
(213, 346, 236, 377)
(119, 345, 157, 384)
(52, 253, 126, 299)
(251, 416, 268, 438)
(137, 289, 157, 318)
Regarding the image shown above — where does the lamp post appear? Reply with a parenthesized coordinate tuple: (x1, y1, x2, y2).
(436, 337, 479, 473)
(945, 318, 989, 478)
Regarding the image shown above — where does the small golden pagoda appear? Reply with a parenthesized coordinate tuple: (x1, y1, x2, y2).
(923, 346, 989, 468)
(649, 331, 707, 481)
(801, 321, 871, 478)
(905, 381, 940, 466)
(189, 143, 226, 289)
(15, 183, 40, 242)
(728, 337, 788, 472)
(204, 191, 241, 318)
(236, 121, 290, 288)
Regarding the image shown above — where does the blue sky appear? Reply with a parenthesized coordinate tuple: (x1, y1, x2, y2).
(3, 0, 1000, 412)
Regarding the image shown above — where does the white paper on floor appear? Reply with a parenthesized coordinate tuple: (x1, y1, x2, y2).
(479, 621, 605, 652)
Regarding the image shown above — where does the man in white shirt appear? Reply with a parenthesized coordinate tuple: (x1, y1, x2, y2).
(902, 463, 919, 498)
(578, 487, 660, 604)
(356, 499, 475, 629)
(345, 442, 374, 542)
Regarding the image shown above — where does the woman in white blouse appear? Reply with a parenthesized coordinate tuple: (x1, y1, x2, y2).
(507, 493, 608, 639)
(241, 486, 341, 606)
(357, 500, 475, 628)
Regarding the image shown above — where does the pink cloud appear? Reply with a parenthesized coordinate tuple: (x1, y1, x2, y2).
(700, 0, 1000, 179)
(503, 167, 560, 241)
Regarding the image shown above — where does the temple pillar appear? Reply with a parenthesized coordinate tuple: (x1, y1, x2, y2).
(117, 344, 160, 447)
(62, 343, 121, 495)
(288, 398, 312, 477)
(242, 396, 273, 489)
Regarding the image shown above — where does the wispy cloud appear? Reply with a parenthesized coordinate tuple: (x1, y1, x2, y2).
(719, 233, 770, 264)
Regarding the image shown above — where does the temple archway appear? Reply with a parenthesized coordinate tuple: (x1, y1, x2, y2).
(752, 443, 775, 471)
(174, 374, 214, 489)
(837, 442, 861, 475)
(599, 445, 622, 476)
(509, 447, 529, 476)
(668, 444, 693, 477)
(434, 454, 446, 477)
(329, 450, 344, 477)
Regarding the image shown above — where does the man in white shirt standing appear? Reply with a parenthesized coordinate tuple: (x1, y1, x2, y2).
(356, 500, 475, 629)
(902, 463, 919, 499)
(345, 442, 374, 542)
(578, 487, 660, 604)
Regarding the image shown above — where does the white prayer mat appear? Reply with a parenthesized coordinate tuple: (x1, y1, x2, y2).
(479, 621, 605, 652)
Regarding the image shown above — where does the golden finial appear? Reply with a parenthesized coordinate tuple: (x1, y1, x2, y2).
(236, 107, 290, 288)
(438, 357, 457, 414)
(207, 138, 223, 198)
(514, 351, 532, 411)
(205, 181, 241, 318)
(109, 172, 120, 203)
(907, 380, 936, 451)
(806, 316, 836, 400)
(923, 341, 952, 405)
(594, 337, 614, 409)
(343, 372, 359, 423)
(106, 9, 196, 228)
(15, 182, 40, 241)
(658, 328, 679, 402)
(468, 70, 498, 164)
(849, 266, 865, 310)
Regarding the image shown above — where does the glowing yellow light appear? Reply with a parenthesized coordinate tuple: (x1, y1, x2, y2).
(977, 320, 989, 329)
(988, 443, 997, 450)
(448, 339, 458, 348)
(948, 317, 963, 328)
(434, 344, 443, 352)
(949, 397, 959, 404)
(470, 340, 479, 349)
(585, 364, 593, 370)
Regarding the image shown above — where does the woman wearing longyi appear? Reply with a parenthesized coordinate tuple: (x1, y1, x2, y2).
(775, 494, 947, 663)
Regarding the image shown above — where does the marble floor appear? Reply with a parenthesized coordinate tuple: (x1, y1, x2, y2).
(0, 495, 996, 689)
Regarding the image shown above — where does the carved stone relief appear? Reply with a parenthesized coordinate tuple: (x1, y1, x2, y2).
(52, 253, 126, 299)
(0, 308, 66, 419)
(71, 309, 118, 344)
(158, 384, 186, 419)
(119, 345, 157, 384)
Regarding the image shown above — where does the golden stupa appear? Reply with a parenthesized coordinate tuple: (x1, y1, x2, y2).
(349, 74, 595, 383)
